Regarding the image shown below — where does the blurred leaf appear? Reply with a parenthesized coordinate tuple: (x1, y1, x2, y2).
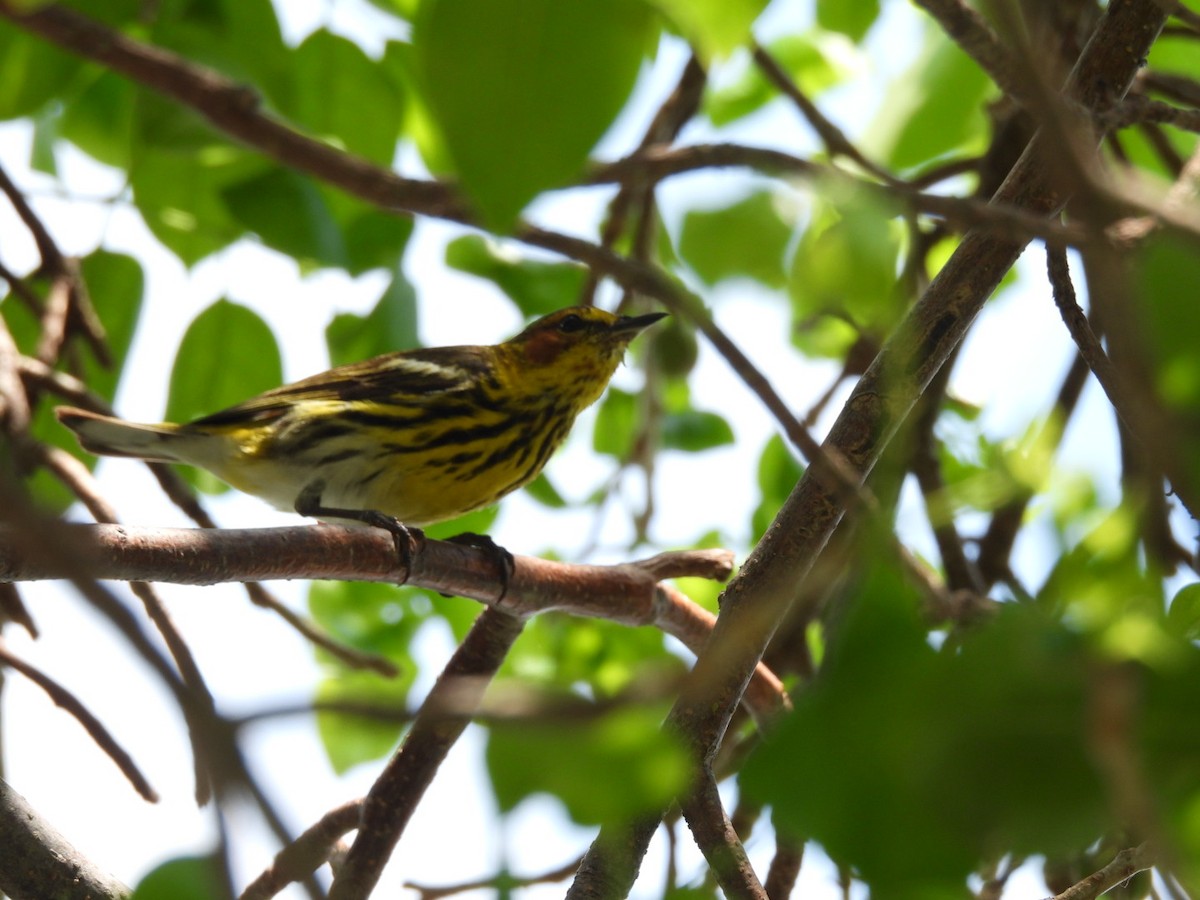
(649, 0, 767, 60)
(1133, 232, 1200, 499)
(678, 190, 794, 288)
(662, 409, 734, 451)
(867, 24, 993, 169)
(1108, 124, 1197, 182)
(131, 855, 224, 900)
(129, 141, 262, 266)
(148, 0, 291, 107)
(414, 0, 653, 228)
(704, 30, 858, 126)
(1167, 583, 1200, 641)
(77, 251, 145, 402)
(743, 566, 1111, 894)
(165, 299, 282, 494)
(508, 613, 677, 697)
(341, 205, 414, 275)
(280, 29, 406, 165)
(790, 314, 858, 360)
(752, 434, 804, 537)
(593, 387, 637, 458)
(486, 703, 689, 824)
(423, 504, 500, 541)
(309, 579, 425, 772)
(524, 472, 567, 508)
(58, 71, 135, 169)
(816, 0, 879, 42)
(29, 105, 58, 175)
(445, 235, 585, 317)
(1038, 505, 1172, 665)
(326, 274, 419, 367)
(222, 166, 345, 266)
(788, 189, 904, 339)
(0, 23, 85, 120)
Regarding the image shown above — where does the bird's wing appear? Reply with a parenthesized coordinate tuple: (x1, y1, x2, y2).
(189, 346, 490, 427)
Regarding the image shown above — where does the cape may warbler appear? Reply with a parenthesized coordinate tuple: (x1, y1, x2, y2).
(58, 306, 665, 558)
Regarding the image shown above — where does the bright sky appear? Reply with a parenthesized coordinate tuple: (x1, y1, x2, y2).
(0, 1, 1139, 898)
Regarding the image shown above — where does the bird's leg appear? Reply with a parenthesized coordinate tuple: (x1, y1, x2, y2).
(443, 532, 515, 600)
(295, 482, 424, 581)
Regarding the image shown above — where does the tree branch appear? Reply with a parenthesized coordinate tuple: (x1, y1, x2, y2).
(569, 0, 1169, 891)
(0, 776, 130, 900)
(0, 639, 157, 802)
(0, 522, 788, 725)
(328, 606, 524, 899)
(1048, 843, 1152, 900)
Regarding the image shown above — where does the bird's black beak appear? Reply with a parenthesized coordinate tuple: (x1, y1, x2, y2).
(613, 311, 668, 334)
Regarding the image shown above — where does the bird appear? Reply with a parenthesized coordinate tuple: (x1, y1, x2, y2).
(57, 306, 666, 570)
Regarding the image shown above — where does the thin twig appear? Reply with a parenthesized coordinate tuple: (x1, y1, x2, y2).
(243, 582, 399, 677)
(911, 0, 1028, 102)
(405, 857, 582, 900)
(0, 638, 157, 801)
(240, 800, 363, 900)
(1047, 843, 1153, 900)
(752, 43, 894, 182)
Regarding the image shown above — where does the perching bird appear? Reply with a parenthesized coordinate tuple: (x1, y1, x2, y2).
(57, 306, 665, 554)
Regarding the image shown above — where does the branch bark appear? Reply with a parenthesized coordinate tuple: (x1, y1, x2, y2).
(0, 522, 788, 725)
(0, 777, 130, 900)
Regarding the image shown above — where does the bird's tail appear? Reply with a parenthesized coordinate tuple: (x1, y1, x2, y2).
(56, 407, 185, 462)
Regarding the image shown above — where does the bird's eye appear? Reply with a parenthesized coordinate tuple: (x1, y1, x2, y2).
(557, 313, 585, 334)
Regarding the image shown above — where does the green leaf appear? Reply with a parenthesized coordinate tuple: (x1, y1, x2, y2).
(703, 30, 858, 126)
(78, 250, 145, 404)
(414, 0, 653, 228)
(59, 71, 136, 169)
(280, 29, 406, 165)
(1167, 583, 1200, 641)
(486, 703, 689, 824)
(165, 299, 282, 494)
(128, 141, 262, 266)
(649, 0, 767, 60)
(148, 0, 291, 108)
(1133, 232, 1200, 498)
(509, 614, 676, 697)
(341, 205, 414, 275)
(593, 387, 637, 458)
(816, 0, 879, 42)
(788, 188, 904, 339)
(1038, 505, 1173, 665)
(325, 275, 419, 367)
(677, 190, 794, 288)
(523, 472, 567, 508)
(445, 235, 586, 317)
(131, 855, 224, 900)
(661, 409, 734, 452)
(0, 23, 85, 120)
(221, 166, 346, 266)
(866, 24, 993, 169)
(309, 579, 423, 772)
(743, 569, 1110, 895)
(751, 434, 803, 537)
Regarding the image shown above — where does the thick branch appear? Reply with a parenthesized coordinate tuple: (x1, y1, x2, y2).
(0, 777, 130, 900)
(0, 522, 787, 725)
(570, 0, 1168, 892)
